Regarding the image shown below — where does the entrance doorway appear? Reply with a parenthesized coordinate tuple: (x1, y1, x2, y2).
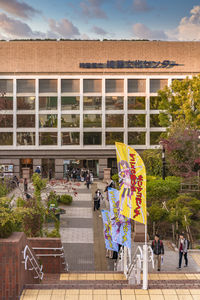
(20, 158, 33, 178)
(42, 159, 55, 178)
(63, 159, 99, 178)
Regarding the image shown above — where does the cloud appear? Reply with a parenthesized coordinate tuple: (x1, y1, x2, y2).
(168, 5, 200, 41)
(48, 18, 80, 38)
(133, 0, 152, 12)
(91, 25, 107, 35)
(0, 12, 45, 38)
(0, 0, 40, 19)
(132, 23, 168, 40)
(80, 0, 107, 19)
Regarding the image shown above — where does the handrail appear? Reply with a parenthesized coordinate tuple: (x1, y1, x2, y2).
(22, 245, 44, 280)
(127, 245, 143, 278)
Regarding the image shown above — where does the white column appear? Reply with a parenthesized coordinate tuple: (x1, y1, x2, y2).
(13, 78, 17, 147)
(124, 77, 128, 145)
(35, 78, 39, 147)
(102, 77, 105, 147)
(142, 244, 148, 289)
(57, 77, 61, 147)
(80, 78, 83, 147)
(146, 77, 150, 148)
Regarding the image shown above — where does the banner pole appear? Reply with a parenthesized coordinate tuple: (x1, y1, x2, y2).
(143, 221, 148, 289)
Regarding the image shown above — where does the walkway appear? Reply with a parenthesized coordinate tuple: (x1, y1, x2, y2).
(21, 288, 200, 300)
(59, 185, 95, 271)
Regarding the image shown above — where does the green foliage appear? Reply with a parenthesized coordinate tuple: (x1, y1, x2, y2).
(32, 173, 47, 202)
(158, 75, 200, 129)
(45, 219, 60, 238)
(16, 197, 26, 207)
(0, 197, 16, 238)
(141, 150, 162, 177)
(59, 194, 73, 205)
(47, 191, 59, 208)
(0, 181, 9, 197)
(147, 176, 181, 203)
(148, 203, 169, 223)
(112, 173, 119, 189)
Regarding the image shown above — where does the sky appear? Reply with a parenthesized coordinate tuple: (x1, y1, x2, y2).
(0, 0, 200, 41)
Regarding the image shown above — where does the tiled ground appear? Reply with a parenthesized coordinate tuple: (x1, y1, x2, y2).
(62, 207, 93, 219)
(60, 228, 94, 244)
(59, 273, 200, 281)
(20, 289, 200, 300)
(191, 254, 200, 267)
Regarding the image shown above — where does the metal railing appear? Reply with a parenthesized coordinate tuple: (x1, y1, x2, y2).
(22, 245, 44, 280)
(115, 245, 154, 286)
(32, 246, 69, 272)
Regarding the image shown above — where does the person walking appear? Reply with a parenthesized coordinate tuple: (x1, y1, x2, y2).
(85, 174, 91, 189)
(151, 234, 164, 271)
(24, 178, 28, 193)
(177, 233, 188, 269)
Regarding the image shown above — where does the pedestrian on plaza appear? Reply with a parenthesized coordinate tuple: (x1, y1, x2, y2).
(93, 189, 103, 211)
(85, 174, 91, 189)
(151, 234, 164, 271)
(24, 178, 28, 193)
(177, 233, 188, 269)
(35, 166, 41, 174)
(49, 169, 52, 180)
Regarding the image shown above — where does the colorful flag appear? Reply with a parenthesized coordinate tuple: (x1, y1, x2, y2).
(116, 142, 147, 224)
(108, 187, 131, 248)
(101, 209, 119, 252)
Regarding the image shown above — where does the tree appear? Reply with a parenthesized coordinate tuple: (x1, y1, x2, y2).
(161, 121, 200, 177)
(158, 75, 200, 129)
(141, 149, 162, 177)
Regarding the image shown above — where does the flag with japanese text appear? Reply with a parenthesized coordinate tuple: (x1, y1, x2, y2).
(115, 142, 146, 224)
(108, 187, 131, 248)
(101, 209, 119, 252)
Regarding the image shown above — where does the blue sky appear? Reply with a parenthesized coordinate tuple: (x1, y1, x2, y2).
(0, 0, 200, 40)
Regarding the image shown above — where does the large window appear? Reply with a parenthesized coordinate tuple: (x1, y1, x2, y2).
(0, 97, 13, 110)
(150, 79, 168, 93)
(128, 132, 146, 145)
(106, 114, 124, 128)
(83, 114, 102, 128)
(61, 96, 80, 110)
(61, 79, 80, 93)
(83, 96, 102, 110)
(150, 132, 162, 145)
(128, 114, 146, 127)
(0, 115, 13, 128)
(106, 132, 124, 145)
(0, 79, 13, 93)
(17, 97, 35, 110)
(0, 132, 13, 145)
(17, 79, 35, 93)
(39, 97, 57, 110)
(106, 79, 124, 93)
(106, 96, 124, 110)
(150, 96, 161, 110)
(17, 132, 35, 145)
(39, 132, 57, 145)
(62, 132, 80, 145)
(39, 79, 57, 93)
(150, 114, 162, 127)
(83, 79, 102, 93)
(61, 114, 80, 128)
(17, 115, 35, 128)
(128, 97, 145, 110)
(128, 79, 146, 93)
(84, 132, 102, 145)
(39, 114, 57, 128)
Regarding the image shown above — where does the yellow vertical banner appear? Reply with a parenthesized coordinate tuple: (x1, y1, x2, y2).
(115, 142, 146, 224)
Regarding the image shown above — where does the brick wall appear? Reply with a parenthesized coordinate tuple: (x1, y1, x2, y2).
(0, 232, 39, 300)
(28, 238, 66, 273)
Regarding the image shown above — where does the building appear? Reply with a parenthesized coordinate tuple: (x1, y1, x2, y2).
(0, 40, 199, 179)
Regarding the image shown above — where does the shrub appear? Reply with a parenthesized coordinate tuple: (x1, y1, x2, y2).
(0, 197, 16, 238)
(112, 173, 119, 189)
(59, 194, 73, 205)
(0, 181, 9, 197)
(47, 191, 59, 208)
(16, 197, 26, 207)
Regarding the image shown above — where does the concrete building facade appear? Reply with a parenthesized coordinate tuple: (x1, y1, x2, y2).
(0, 40, 199, 178)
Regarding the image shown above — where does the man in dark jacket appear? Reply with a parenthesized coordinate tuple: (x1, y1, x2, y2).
(151, 234, 164, 271)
